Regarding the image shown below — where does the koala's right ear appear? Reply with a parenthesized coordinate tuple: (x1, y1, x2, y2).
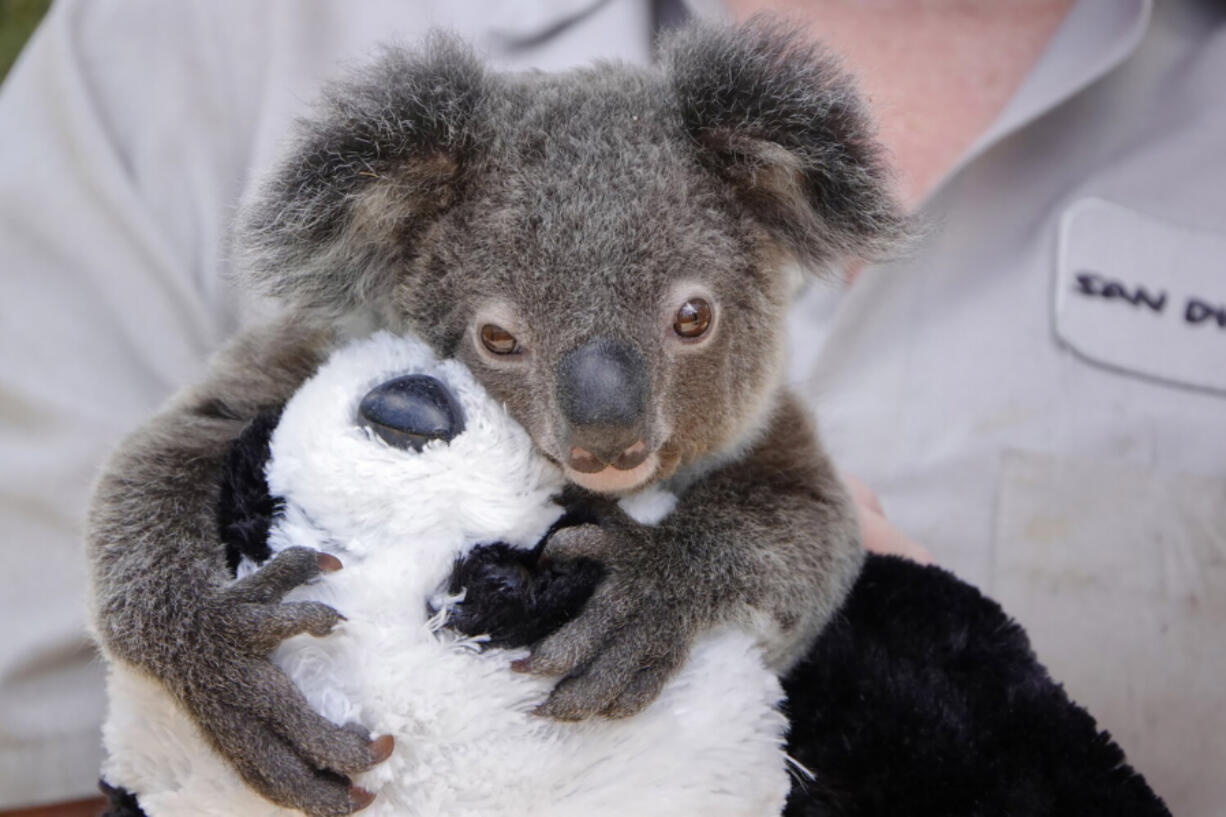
(235, 34, 485, 321)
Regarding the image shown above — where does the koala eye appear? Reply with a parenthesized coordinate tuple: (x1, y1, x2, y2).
(674, 298, 713, 339)
(480, 323, 521, 355)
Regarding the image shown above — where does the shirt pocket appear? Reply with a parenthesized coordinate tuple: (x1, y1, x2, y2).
(992, 449, 1226, 816)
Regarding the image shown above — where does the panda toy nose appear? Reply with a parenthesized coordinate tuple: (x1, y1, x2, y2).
(358, 374, 465, 451)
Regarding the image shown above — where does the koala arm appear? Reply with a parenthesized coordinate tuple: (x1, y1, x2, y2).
(664, 391, 866, 670)
(524, 389, 864, 719)
(87, 316, 388, 816)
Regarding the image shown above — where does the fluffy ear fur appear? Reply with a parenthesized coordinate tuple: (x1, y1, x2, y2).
(664, 18, 907, 268)
(235, 34, 486, 321)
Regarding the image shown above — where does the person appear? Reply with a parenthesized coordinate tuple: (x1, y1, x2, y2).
(1, 0, 1222, 814)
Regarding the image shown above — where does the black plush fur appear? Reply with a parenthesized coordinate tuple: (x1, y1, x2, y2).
(98, 780, 146, 817)
(444, 539, 605, 649)
(446, 504, 608, 647)
(782, 555, 1170, 817)
(217, 409, 284, 573)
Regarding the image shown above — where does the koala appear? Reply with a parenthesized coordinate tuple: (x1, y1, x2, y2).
(100, 331, 790, 817)
(86, 19, 904, 817)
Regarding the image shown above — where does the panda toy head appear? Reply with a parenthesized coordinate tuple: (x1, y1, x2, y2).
(261, 333, 564, 571)
(101, 332, 790, 817)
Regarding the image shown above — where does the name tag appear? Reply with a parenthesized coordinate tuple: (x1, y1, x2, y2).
(1055, 198, 1226, 394)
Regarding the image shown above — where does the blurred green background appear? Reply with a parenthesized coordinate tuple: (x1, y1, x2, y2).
(1, 0, 51, 82)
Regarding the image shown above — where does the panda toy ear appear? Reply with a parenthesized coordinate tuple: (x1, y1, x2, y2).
(664, 18, 908, 269)
(236, 33, 486, 321)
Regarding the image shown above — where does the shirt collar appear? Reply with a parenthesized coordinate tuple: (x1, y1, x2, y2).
(928, 0, 1153, 203)
(483, 0, 619, 46)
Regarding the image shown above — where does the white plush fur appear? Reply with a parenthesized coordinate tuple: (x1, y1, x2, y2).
(101, 333, 790, 817)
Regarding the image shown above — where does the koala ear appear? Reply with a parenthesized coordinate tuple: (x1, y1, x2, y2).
(235, 34, 486, 320)
(664, 18, 907, 269)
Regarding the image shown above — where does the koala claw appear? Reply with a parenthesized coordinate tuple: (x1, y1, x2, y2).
(531, 631, 685, 721)
(597, 660, 682, 719)
(525, 523, 693, 720)
(369, 733, 396, 763)
(220, 547, 347, 652)
(347, 787, 377, 813)
(167, 546, 392, 815)
(227, 546, 336, 604)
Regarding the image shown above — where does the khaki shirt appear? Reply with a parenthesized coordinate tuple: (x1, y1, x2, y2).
(789, 0, 1221, 809)
(789, 3, 1225, 813)
(0, 0, 1221, 811)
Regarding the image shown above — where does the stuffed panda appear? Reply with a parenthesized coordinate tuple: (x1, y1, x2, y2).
(98, 329, 1176, 817)
(99, 331, 792, 817)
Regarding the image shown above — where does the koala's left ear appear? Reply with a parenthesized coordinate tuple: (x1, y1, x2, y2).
(665, 18, 907, 269)
(235, 34, 486, 321)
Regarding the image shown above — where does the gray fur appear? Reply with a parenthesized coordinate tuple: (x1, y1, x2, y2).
(88, 18, 903, 815)
(88, 318, 385, 815)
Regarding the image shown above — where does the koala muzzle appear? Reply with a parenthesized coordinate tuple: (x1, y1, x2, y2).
(358, 374, 465, 451)
(556, 338, 650, 473)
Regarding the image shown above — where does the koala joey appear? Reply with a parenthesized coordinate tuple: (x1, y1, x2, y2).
(87, 18, 904, 817)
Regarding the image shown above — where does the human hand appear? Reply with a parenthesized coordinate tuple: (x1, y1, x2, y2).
(842, 474, 932, 564)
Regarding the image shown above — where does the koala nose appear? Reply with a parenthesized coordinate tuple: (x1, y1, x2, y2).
(358, 374, 465, 451)
(556, 337, 650, 474)
(556, 337, 648, 430)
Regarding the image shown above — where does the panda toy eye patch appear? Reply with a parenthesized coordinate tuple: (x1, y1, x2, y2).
(358, 374, 466, 450)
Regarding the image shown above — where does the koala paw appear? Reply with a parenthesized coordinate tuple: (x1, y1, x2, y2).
(172, 547, 392, 815)
(514, 524, 692, 720)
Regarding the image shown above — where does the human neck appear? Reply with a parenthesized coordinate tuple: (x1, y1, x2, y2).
(724, 0, 1076, 207)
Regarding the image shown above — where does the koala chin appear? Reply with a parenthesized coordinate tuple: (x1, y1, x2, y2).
(87, 17, 906, 816)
